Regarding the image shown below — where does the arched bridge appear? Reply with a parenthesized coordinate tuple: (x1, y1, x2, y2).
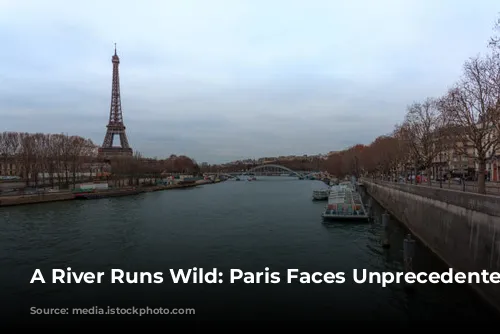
(245, 164, 304, 178)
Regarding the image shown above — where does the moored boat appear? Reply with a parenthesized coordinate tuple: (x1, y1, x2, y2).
(178, 178, 198, 185)
(321, 185, 369, 221)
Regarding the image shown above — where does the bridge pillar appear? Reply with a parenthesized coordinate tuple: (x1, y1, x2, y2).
(403, 234, 415, 290)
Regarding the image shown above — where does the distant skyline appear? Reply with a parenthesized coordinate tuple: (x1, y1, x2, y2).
(0, 0, 498, 163)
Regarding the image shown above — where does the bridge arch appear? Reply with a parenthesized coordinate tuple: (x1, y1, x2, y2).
(246, 164, 302, 177)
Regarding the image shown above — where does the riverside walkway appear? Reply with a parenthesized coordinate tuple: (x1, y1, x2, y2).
(386, 179, 500, 196)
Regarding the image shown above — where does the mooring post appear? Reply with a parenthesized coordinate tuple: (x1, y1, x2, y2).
(365, 197, 372, 220)
(381, 211, 390, 248)
(403, 234, 416, 290)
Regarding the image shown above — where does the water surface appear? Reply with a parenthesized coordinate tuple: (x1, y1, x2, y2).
(0, 177, 498, 323)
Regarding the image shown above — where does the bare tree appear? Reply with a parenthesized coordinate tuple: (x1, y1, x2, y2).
(392, 124, 411, 180)
(68, 136, 85, 187)
(51, 134, 66, 186)
(46, 134, 58, 187)
(402, 98, 445, 185)
(61, 134, 74, 187)
(0, 132, 19, 176)
(77, 138, 97, 180)
(31, 133, 46, 186)
(131, 152, 144, 186)
(38, 134, 51, 185)
(0, 133, 6, 175)
(490, 14, 500, 52)
(18, 133, 36, 186)
(439, 55, 500, 194)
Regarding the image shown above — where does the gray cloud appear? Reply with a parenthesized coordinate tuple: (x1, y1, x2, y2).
(0, 0, 498, 163)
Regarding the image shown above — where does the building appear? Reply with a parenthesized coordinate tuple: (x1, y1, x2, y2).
(0, 156, 19, 176)
(432, 148, 476, 179)
(487, 156, 500, 181)
(473, 122, 499, 181)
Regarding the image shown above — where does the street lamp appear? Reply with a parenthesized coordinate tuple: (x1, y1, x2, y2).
(462, 166, 466, 192)
(439, 152, 442, 188)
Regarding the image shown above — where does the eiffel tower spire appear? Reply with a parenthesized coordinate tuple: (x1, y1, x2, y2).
(98, 44, 133, 158)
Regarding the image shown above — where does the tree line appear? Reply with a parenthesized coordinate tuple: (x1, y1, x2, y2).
(0, 132, 199, 188)
(0, 132, 96, 187)
(108, 153, 200, 187)
(322, 16, 500, 194)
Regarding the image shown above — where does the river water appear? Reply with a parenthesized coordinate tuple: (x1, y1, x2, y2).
(0, 177, 498, 324)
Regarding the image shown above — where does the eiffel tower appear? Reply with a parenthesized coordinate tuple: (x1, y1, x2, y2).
(98, 44, 133, 158)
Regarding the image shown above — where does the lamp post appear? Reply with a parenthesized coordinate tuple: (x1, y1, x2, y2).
(439, 152, 443, 188)
(462, 168, 466, 192)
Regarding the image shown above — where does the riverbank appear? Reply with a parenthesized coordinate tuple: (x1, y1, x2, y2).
(0, 179, 215, 207)
(0, 192, 75, 207)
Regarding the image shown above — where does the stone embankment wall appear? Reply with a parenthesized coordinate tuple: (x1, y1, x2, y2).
(362, 179, 500, 312)
(0, 192, 74, 207)
(0, 180, 211, 206)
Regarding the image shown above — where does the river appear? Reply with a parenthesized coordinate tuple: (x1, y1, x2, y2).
(0, 177, 498, 324)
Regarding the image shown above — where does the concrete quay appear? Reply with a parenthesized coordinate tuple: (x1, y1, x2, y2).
(0, 179, 214, 207)
(0, 191, 75, 206)
(361, 179, 500, 312)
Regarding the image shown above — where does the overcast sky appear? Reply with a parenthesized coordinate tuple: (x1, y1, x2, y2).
(0, 0, 498, 163)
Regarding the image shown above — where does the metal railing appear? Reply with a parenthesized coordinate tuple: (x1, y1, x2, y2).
(363, 177, 500, 196)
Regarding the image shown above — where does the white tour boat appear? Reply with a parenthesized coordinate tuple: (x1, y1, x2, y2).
(321, 184, 369, 221)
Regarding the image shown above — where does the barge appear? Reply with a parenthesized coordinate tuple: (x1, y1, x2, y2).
(178, 178, 198, 185)
(321, 184, 369, 222)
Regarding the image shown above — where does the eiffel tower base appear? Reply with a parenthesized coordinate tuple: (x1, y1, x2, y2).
(98, 147, 133, 158)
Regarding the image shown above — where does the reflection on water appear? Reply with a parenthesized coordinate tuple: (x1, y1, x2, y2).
(0, 178, 498, 322)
